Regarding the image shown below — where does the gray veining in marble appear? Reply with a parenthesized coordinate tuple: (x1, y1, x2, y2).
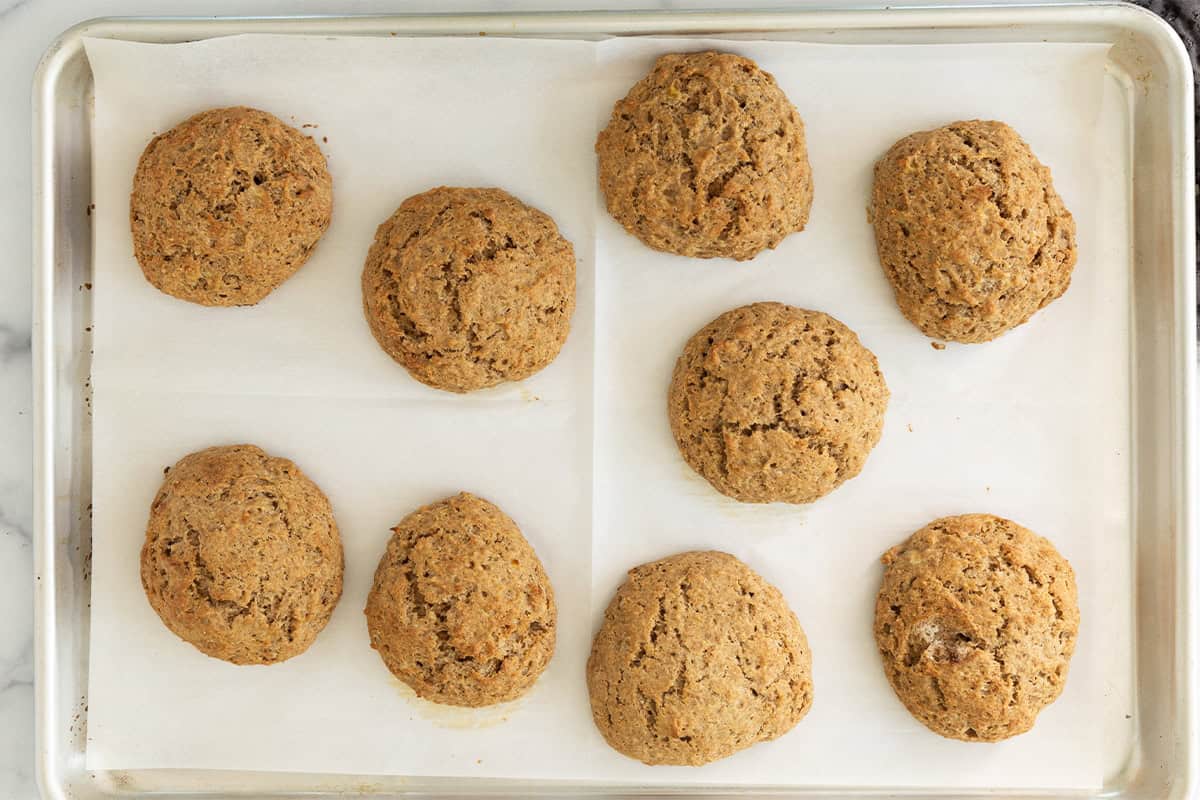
(0, 1, 31, 24)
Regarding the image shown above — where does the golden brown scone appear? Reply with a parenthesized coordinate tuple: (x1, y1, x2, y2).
(668, 302, 889, 504)
(596, 51, 813, 261)
(361, 187, 576, 393)
(130, 106, 333, 306)
(140, 445, 343, 665)
(364, 492, 556, 707)
(870, 120, 1076, 343)
(874, 514, 1079, 741)
(587, 551, 813, 766)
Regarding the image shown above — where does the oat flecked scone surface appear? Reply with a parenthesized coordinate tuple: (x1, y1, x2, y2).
(361, 187, 577, 393)
(140, 445, 344, 665)
(587, 551, 813, 766)
(596, 51, 813, 261)
(874, 514, 1079, 741)
(668, 302, 889, 504)
(870, 120, 1077, 343)
(130, 106, 333, 306)
(364, 492, 557, 707)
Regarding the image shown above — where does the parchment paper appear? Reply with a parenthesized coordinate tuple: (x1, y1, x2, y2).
(84, 33, 1129, 790)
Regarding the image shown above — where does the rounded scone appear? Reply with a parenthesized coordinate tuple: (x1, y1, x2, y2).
(596, 51, 813, 261)
(364, 492, 557, 707)
(874, 514, 1079, 741)
(668, 302, 889, 504)
(870, 120, 1077, 343)
(587, 551, 813, 766)
(361, 187, 576, 393)
(140, 444, 344, 665)
(130, 106, 333, 306)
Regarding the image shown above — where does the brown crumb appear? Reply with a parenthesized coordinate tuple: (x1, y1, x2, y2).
(931, 341, 946, 350)
(907, 423, 914, 433)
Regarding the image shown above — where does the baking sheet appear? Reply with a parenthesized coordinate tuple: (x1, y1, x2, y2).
(83, 34, 1128, 789)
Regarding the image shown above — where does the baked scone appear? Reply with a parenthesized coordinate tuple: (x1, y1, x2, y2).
(668, 302, 889, 504)
(587, 551, 813, 766)
(596, 51, 813, 261)
(364, 492, 556, 707)
(361, 187, 576, 393)
(874, 514, 1079, 741)
(140, 444, 343, 665)
(130, 106, 333, 306)
(869, 120, 1076, 342)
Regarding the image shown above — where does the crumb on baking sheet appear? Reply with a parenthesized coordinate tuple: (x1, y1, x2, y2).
(931, 341, 946, 350)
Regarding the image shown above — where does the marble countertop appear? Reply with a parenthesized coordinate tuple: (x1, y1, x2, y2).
(1, 1, 1193, 797)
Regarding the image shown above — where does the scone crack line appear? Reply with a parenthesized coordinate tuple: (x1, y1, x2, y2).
(179, 519, 252, 626)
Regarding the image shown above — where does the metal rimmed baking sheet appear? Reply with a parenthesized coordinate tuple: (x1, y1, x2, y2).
(32, 6, 1196, 798)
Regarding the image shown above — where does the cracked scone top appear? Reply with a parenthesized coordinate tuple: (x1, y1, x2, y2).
(587, 551, 813, 766)
(361, 186, 576, 393)
(140, 445, 344, 665)
(668, 302, 889, 504)
(874, 514, 1079, 742)
(595, 51, 813, 261)
(364, 492, 557, 707)
(870, 120, 1077, 343)
(130, 106, 333, 306)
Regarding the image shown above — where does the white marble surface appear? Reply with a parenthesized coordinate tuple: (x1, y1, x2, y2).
(0, 1, 1192, 798)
